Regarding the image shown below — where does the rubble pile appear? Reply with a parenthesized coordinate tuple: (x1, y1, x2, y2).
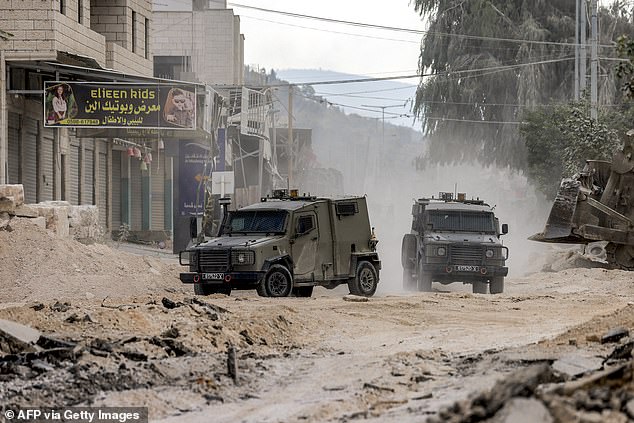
(425, 313, 634, 423)
(0, 295, 306, 419)
(0, 184, 100, 242)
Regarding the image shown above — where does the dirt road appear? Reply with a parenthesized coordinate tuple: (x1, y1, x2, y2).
(2, 243, 634, 423)
(2, 221, 634, 421)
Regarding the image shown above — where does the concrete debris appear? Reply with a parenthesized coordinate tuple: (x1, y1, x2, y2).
(489, 398, 554, 423)
(13, 204, 39, 218)
(626, 399, 634, 419)
(67, 205, 100, 242)
(603, 339, 634, 364)
(50, 301, 71, 312)
(0, 319, 42, 354)
(343, 294, 369, 302)
(0, 196, 16, 214)
(0, 184, 24, 206)
(427, 364, 556, 423)
(552, 353, 604, 379)
(0, 211, 10, 230)
(227, 344, 238, 382)
(601, 327, 630, 344)
(161, 297, 182, 309)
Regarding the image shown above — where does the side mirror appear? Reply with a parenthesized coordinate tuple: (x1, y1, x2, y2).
(501, 223, 508, 235)
(189, 217, 198, 239)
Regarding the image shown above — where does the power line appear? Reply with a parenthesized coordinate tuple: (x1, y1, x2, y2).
(240, 14, 421, 44)
(224, 1, 616, 49)
(267, 57, 575, 87)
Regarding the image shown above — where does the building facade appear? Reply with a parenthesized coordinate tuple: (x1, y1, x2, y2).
(0, 0, 188, 240)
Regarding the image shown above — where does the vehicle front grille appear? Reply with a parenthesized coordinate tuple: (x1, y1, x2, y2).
(198, 250, 230, 272)
(450, 245, 483, 265)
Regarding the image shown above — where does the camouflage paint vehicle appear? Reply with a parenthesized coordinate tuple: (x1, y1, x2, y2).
(180, 190, 381, 297)
(402, 193, 509, 294)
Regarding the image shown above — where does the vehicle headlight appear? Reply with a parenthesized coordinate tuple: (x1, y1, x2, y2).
(437, 247, 446, 256)
(231, 250, 255, 265)
(485, 249, 495, 258)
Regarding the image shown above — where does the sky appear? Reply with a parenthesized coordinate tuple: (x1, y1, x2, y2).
(233, 1, 425, 80)
(155, 0, 426, 80)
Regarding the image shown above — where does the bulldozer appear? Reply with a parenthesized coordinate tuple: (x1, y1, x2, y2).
(530, 138, 634, 270)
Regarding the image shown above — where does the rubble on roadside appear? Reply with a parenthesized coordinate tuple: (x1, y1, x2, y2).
(0, 295, 306, 419)
(423, 323, 634, 422)
(0, 184, 100, 242)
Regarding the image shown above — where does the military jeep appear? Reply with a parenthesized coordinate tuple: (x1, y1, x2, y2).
(402, 193, 509, 294)
(179, 190, 381, 297)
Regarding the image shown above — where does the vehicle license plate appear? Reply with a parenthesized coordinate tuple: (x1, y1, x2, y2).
(455, 265, 479, 272)
(202, 273, 224, 280)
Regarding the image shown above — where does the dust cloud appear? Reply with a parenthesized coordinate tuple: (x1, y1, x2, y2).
(302, 131, 554, 294)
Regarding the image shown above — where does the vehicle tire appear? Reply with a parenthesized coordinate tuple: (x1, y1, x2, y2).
(194, 283, 231, 296)
(401, 234, 417, 269)
(403, 269, 417, 291)
(348, 261, 378, 297)
(262, 265, 293, 297)
(256, 281, 268, 297)
(490, 276, 504, 294)
(292, 286, 314, 297)
(417, 271, 432, 292)
(472, 280, 488, 294)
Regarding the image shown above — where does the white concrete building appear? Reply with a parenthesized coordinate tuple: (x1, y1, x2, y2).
(152, 0, 244, 85)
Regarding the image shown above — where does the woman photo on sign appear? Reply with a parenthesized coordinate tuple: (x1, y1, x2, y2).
(163, 88, 195, 128)
(46, 83, 77, 125)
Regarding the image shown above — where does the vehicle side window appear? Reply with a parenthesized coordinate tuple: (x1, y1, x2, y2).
(296, 215, 315, 235)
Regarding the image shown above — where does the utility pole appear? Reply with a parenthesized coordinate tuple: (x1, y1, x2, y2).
(360, 103, 402, 150)
(287, 85, 293, 189)
(590, 0, 598, 119)
(580, 0, 587, 97)
(575, 0, 580, 100)
(360, 103, 402, 184)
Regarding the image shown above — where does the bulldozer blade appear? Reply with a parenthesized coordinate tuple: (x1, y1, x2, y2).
(531, 179, 581, 242)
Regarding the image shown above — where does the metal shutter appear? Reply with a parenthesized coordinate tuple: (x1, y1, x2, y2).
(69, 138, 80, 205)
(150, 153, 165, 231)
(22, 118, 38, 204)
(111, 150, 122, 230)
(7, 113, 19, 184)
(82, 139, 94, 205)
(130, 157, 142, 231)
(40, 128, 54, 202)
(97, 148, 107, 229)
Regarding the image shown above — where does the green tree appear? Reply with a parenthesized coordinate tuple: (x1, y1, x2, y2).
(413, 0, 634, 170)
(522, 101, 625, 197)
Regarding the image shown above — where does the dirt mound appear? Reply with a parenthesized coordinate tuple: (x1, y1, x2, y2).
(0, 219, 182, 302)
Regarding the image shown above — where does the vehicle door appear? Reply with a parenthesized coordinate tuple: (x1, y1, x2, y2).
(290, 211, 319, 281)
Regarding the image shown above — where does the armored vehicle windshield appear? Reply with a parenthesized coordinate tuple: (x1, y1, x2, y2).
(221, 210, 288, 235)
(428, 211, 496, 233)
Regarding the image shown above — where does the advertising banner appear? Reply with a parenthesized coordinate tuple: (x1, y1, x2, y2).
(179, 142, 209, 216)
(44, 82, 197, 129)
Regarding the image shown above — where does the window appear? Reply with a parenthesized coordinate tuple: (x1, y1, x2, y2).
(60, 0, 65, 14)
(224, 211, 287, 234)
(78, 0, 82, 23)
(296, 215, 315, 235)
(428, 211, 495, 233)
(336, 202, 358, 216)
(131, 11, 137, 53)
(144, 18, 150, 59)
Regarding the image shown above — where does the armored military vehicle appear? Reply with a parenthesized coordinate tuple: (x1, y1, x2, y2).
(401, 192, 509, 294)
(180, 190, 381, 297)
